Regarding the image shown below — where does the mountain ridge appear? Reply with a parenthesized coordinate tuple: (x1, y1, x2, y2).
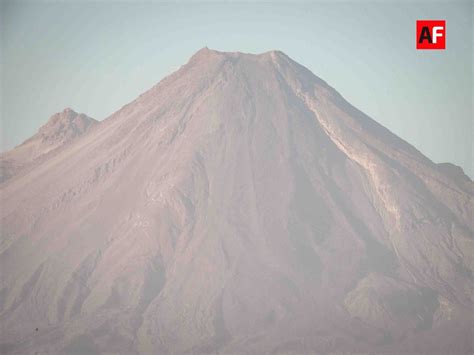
(0, 108, 97, 183)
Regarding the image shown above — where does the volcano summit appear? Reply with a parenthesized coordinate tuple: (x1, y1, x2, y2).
(0, 48, 472, 354)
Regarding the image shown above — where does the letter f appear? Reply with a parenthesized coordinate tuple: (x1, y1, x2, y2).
(432, 26, 444, 44)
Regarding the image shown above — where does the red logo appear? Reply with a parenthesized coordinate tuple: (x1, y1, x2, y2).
(417, 20, 445, 50)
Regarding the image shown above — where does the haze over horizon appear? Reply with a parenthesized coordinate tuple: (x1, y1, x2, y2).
(1, 1, 472, 177)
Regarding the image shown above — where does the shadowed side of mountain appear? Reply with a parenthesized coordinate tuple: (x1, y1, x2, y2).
(437, 162, 472, 186)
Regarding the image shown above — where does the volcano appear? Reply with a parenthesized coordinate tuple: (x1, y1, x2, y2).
(0, 48, 472, 354)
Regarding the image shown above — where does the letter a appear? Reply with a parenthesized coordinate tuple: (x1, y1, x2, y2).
(418, 26, 432, 43)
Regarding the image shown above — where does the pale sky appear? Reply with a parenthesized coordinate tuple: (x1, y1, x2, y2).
(1, 1, 472, 177)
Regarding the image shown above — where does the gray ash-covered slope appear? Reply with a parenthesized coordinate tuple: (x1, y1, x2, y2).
(0, 48, 472, 354)
(0, 108, 98, 183)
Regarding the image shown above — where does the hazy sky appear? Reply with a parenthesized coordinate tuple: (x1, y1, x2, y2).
(1, 1, 472, 177)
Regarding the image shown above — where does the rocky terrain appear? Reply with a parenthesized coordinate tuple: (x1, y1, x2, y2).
(0, 108, 97, 183)
(0, 48, 472, 354)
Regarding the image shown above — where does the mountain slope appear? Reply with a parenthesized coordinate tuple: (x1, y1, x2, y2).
(0, 108, 98, 183)
(0, 48, 472, 354)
